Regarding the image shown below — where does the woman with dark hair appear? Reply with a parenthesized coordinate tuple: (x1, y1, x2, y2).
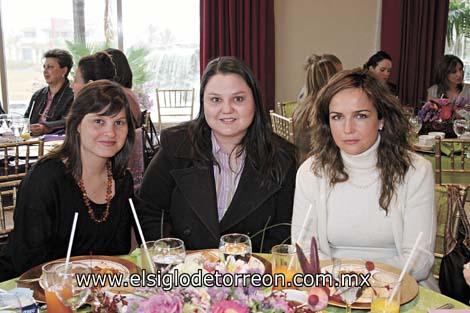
(0, 80, 135, 281)
(138, 56, 296, 253)
(24, 49, 74, 135)
(72, 52, 116, 95)
(293, 55, 338, 164)
(427, 54, 470, 101)
(364, 50, 397, 94)
(104, 48, 141, 126)
(292, 69, 437, 288)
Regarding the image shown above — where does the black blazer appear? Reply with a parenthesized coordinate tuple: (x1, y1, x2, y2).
(23, 80, 74, 131)
(137, 124, 296, 252)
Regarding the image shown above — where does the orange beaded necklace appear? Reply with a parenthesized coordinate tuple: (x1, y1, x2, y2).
(77, 161, 113, 223)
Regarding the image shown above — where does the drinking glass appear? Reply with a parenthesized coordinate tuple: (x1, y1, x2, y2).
(453, 119, 467, 138)
(53, 262, 91, 312)
(409, 116, 422, 143)
(152, 238, 186, 274)
(219, 233, 252, 264)
(331, 259, 362, 313)
(271, 244, 299, 289)
(41, 261, 73, 313)
(140, 240, 157, 273)
(370, 272, 401, 313)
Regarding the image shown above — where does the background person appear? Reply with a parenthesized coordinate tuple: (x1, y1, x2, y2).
(293, 55, 338, 164)
(137, 56, 296, 253)
(364, 50, 397, 95)
(0, 80, 135, 281)
(292, 69, 437, 289)
(24, 49, 74, 136)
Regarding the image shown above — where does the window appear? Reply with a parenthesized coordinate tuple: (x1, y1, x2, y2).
(0, 0, 199, 118)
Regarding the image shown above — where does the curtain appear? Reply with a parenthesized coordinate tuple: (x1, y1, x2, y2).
(200, 0, 275, 109)
(396, 0, 449, 108)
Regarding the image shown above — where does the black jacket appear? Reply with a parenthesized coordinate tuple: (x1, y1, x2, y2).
(23, 80, 74, 131)
(137, 124, 296, 253)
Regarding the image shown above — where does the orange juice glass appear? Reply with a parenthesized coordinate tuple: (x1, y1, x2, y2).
(45, 289, 72, 313)
(370, 273, 401, 313)
(271, 244, 300, 289)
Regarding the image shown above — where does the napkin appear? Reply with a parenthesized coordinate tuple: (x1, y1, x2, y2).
(0, 288, 38, 312)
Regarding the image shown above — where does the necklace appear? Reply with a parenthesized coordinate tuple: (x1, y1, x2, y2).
(348, 178, 378, 189)
(77, 161, 113, 223)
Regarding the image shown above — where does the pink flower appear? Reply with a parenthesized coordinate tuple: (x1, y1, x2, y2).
(138, 292, 183, 313)
(210, 300, 249, 313)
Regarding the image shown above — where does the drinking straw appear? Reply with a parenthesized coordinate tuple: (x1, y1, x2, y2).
(387, 231, 423, 304)
(27, 101, 35, 121)
(64, 212, 79, 272)
(128, 198, 155, 273)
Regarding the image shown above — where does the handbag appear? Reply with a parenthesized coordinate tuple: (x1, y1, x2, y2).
(439, 185, 470, 303)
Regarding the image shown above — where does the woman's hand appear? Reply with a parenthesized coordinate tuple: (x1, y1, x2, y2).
(30, 123, 51, 136)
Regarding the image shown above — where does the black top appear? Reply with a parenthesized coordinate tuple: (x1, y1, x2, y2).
(23, 80, 74, 131)
(137, 124, 296, 253)
(0, 158, 134, 282)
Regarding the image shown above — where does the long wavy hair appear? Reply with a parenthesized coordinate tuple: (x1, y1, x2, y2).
(310, 69, 412, 213)
(293, 55, 338, 134)
(40, 80, 135, 178)
(434, 54, 464, 97)
(188, 56, 292, 186)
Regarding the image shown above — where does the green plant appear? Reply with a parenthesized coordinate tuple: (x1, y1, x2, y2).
(447, 0, 470, 47)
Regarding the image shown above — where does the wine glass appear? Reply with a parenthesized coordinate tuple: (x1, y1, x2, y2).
(409, 116, 422, 143)
(152, 238, 186, 274)
(53, 262, 91, 312)
(331, 259, 362, 313)
(219, 233, 252, 264)
(453, 119, 467, 138)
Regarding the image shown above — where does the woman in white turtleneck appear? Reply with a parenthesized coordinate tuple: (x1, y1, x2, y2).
(292, 69, 437, 289)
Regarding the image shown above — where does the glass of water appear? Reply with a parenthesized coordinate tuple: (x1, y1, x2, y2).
(152, 238, 186, 274)
(453, 119, 469, 138)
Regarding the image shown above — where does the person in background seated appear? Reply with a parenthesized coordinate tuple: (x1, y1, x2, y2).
(364, 50, 397, 95)
(427, 54, 470, 101)
(292, 69, 437, 289)
(293, 55, 338, 164)
(0, 80, 135, 281)
(24, 49, 74, 136)
(104, 48, 142, 127)
(71, 51, 116, 96)
(137, 56, 296, 253)
(297, 53, 342, 103)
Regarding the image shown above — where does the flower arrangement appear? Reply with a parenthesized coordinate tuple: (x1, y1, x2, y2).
(418, 96, 468, 123)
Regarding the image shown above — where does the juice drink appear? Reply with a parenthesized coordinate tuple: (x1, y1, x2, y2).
(45, 289, 72, 313)
(273, 265, 297, 289)
(370, 297, 400, 313)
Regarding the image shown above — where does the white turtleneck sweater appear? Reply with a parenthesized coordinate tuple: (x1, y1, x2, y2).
(327, 138, 396, 261)
(292, 137, 437, 288)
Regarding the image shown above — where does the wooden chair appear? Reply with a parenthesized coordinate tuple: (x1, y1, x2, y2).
(156, 88, 195, 129)
(0, 180, 21, 239)
(432, 184, 469, 280)
(434, 137, 470, 185)
(0, 140, 44, 183)
(275, 100, 297, 118)
(270, 111, 294, 143)
(142, 111, 161, 168)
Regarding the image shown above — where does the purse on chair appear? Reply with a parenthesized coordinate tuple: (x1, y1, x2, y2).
(439, 185, 470, 303)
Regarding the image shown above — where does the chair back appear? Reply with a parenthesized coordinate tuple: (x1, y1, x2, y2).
(275, 100, 297, 118)
(142, 111, 161, 168)
(0, 180, 21, 239)
(434, 137, 470, 185)
(0, 140, 44, 183)
(156, 88, 195, 128)
(270, 111, 294, 143)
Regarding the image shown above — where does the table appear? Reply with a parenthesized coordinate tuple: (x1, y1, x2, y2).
(1, 250, 467, 312)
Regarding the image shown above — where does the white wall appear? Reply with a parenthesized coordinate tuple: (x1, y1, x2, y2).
(275, 0, 380, 102)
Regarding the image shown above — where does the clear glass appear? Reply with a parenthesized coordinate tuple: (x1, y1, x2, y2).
(409, 115, 422, 143)
(53, 262, 91, 311)
(271, 244, 299, 289)
(219, 233, 252, 264)
(453, 118, 470, 138)
(331, 258, 362, 313)
(140, 240, 157, 273)
(152, 238, 186, 274)
(370, 272, 401, 313)
(41, 261, 73, 313)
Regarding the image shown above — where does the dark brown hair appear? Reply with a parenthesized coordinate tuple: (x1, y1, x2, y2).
(434, 54, 464, 97)
(310, 68, 412, 212)
(41, 80, 135, 178)
(78, 52, 116, 83)
(189, 56, 293, 186)
(44, 49, 73, 77)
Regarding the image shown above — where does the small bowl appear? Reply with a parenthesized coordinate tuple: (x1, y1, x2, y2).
(418, 135, 435, 147)
(428, 131, 445, 139)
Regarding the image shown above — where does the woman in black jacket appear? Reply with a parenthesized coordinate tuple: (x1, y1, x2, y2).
(138, 56, 296, 253)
